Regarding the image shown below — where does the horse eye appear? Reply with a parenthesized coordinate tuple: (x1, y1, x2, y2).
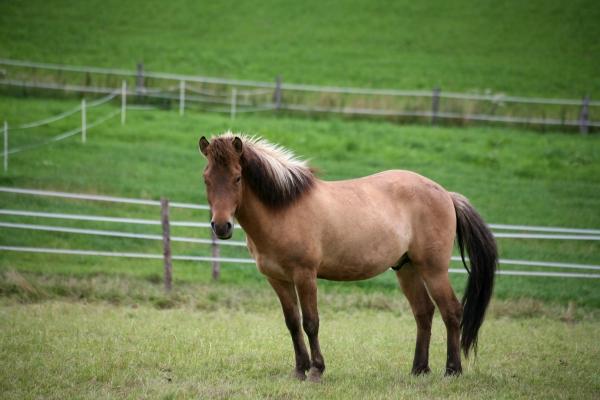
(235, 175, 242, 183)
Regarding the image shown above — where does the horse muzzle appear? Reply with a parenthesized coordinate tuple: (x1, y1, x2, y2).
(211, 220, 233, 240)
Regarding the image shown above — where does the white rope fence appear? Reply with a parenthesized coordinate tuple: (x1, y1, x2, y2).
(0, 186, 210, 210)
(0, 219, 597, 270)
(2, 91, 121, 171)
(0, 221, 247, 247)
(2, 58, 599, 106)
(0, 187, 599, 282)
(0, 245, 597, 279)
(2, 58, 596, 131)
(0, 245, 255, 264)
(0, 209, 211, 227)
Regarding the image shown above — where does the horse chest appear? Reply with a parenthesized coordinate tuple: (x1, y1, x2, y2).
(255, 254, 290, 281)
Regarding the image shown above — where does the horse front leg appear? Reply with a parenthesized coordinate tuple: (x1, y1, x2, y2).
(294, 270, 325, 382)
(267, 277, 311, 380)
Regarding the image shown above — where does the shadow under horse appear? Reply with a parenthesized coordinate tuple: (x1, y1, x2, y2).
(198, 133, 497, 382)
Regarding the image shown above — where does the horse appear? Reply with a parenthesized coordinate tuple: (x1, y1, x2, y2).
(198, 132, 497, 382)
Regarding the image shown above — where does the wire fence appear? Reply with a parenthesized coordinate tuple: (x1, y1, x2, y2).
(0, 187, 599, 292)
(1, 90, 121, 171)
(0, 58, 597, 132)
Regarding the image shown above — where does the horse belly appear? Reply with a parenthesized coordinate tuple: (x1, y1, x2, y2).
(317, 235, 407, 281)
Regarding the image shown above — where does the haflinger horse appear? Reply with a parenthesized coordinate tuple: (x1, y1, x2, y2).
(198, 132, 497, 382)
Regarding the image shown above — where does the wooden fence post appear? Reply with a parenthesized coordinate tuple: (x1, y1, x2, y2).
(209, 211, 220, 280)
(136, 62, 145, 96)
(230, 87, 237, 120)
(274, 75, 282, 110)
(121, 80, 127, 125)
(161, 198, 172, 291)
(431, 87, 440, 124)
(579, 95, 590, 135)
(3, 121, 7, 173)
(179, 80, 186, 116)
(81, 98, 86, 143)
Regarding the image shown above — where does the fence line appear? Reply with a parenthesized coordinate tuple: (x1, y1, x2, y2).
(4, 78, 597, 128)
(1, 245, 598, 279)
(1, 207, 597, 241)
(12, 104, 82, 130)
(0, 187, 210, 210)
(1, 187, 598, 237)
(0, 221, 247, 247)
(2, 187, 600, 285)
(0, 209, 211, 227)
(1, 108, 120, 157)
(1, 59, 597, 133)
(10, 91, 118, 131)
(0, 78, 117, 95)
(1, 91, 120, 170)
(1, 58, 599, 107)
(493, 232, 600, 241)
(448, 256, 600, 271)
(1, 220, 597, 270)
(447, 268, 600, 279)
(0, 245, 256, 264)
(281, 103, 600, 128)
(489, 224, 600, 235)
(5, 126, 82, 156)
(2, 206, 600, 267)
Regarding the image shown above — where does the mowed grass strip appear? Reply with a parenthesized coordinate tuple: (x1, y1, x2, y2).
(0, 300, 598, 399)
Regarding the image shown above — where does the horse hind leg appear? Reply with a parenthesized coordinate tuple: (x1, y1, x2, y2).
(396, 264, 435, 375)
(417, 256, 463, 376)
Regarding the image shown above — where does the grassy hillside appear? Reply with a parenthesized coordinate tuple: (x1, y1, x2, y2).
(0, 96, 599, 307)
(1, 0, 599, 97)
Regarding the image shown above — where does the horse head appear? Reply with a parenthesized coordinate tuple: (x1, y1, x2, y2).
(198, 135, 244, 239)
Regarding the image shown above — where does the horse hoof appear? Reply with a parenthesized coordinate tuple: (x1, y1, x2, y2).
(292, 369, 307, 381)
(444, 367, 462, 377)
(307, 367, 322, 383)
(411, 365, 431, 375)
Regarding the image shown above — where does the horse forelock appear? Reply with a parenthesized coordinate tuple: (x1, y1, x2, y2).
(206, 133, 315, 208)
(205, 136, 239, 167)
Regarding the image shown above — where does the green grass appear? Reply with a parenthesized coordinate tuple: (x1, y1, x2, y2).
(0, 296, 598, 399)
(1, 0, 599, 98)
(0, 96, 599, 308)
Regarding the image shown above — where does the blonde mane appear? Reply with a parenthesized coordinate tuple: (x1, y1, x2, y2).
(208, 133, 316, 208)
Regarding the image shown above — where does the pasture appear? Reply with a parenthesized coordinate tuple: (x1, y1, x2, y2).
(0, 97, 599, 305)
(0, 97, 599, 398)
(1, 0, 599, 97)
(1, 296, 599, 399)
(1, 0, 600, 398)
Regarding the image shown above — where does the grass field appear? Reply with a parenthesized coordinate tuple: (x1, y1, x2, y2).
(1, 97, 599, 397)
(1, 0, 599, 98)
(1, 296, 599, 399)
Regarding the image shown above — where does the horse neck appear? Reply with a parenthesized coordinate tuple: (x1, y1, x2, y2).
(234, 184, 275, 244)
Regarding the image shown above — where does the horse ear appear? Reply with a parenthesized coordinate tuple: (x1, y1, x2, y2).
(199, 136, 210, 156)
(232, 136, 243, 155)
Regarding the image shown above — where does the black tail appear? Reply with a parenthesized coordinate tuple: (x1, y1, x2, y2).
(451, 192, 498, 357)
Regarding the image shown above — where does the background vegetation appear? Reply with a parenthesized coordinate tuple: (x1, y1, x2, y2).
(1, 0, 599, 97)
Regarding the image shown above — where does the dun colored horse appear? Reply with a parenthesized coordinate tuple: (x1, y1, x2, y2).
(198, 133, 497, 382)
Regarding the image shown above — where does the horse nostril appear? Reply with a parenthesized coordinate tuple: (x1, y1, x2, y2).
(210, 221, 216, 230)
(226, 222, 232, 231)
